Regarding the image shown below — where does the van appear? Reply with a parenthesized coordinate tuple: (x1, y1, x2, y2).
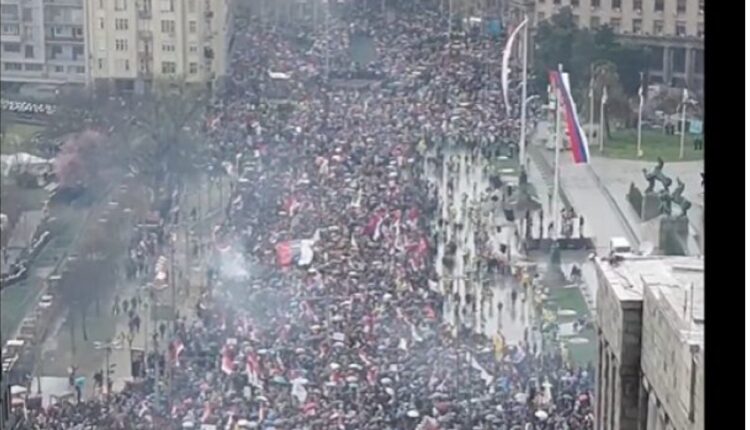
(609, 237, 632, 254)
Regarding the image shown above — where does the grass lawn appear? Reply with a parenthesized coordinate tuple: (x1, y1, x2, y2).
(544, 286, 597, 367)
(0, 123, 45, 154)
(598, 129, 704, 162)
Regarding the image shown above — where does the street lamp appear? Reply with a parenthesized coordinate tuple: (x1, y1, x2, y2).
(92, 339, 123, 411)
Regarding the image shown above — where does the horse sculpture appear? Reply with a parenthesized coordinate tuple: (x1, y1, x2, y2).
(670, 177, 692, 217)
(642, 157, 673, 193)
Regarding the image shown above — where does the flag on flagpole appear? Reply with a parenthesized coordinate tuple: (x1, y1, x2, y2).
(549, 70, 591, 164)
(501, 17, 529, 116)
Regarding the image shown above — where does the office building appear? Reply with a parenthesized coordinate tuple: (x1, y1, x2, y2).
(506, 0, 704, 92)
(86, 0, 234, 93)
(594, 255, 704, 430)
(0, 0, 87, 85)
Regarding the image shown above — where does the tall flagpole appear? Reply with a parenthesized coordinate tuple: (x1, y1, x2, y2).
(519, 16, 529, 169)
(637, 72, 644, 158)
(588, 70, 594, 144)
(679, 88, 688, 159)
(599, 86, 607, 152)
(552, 64, 563, 240)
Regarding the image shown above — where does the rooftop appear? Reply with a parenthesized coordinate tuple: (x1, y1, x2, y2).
(597, 255, 704, 346)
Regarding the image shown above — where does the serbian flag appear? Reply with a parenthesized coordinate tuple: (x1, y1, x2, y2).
(549, 68, 590, 164)
(303, 401, 318, 416)
(366, 367, 378, 386)
(363, 212, 385, 240)
(246, 352, 262, 388)
(169, 339, 185, 368)
(221, 345, 236, 375)
(283, 195, 301, 217)
(275, 240, 314, 267)
(407, 237, 429, 265)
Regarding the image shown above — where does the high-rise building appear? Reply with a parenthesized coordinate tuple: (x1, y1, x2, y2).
(594, 255, 704, 430)
(0, 0, 87, 85)
(86, 0, 234, 93)
(506, 0, 704, 92)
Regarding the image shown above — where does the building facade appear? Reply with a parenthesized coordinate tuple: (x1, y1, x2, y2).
(0, 0, 87, 85)
(0, 0, 232, 90)
(506, 0, 704, 92)
(86, 0, 233, 93)
(594, 256, 704, 430)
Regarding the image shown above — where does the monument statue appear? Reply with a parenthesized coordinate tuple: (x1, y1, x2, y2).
(642, 157, 673, 193)
(670, 177, 692, 217)
(658, 189, 672, 217)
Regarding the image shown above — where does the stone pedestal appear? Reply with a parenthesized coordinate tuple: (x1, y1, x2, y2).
(627, 183, 662, 221)
(658, 216, 690, 256)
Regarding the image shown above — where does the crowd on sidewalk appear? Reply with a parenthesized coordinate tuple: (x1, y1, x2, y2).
(12, 3, 593, 429)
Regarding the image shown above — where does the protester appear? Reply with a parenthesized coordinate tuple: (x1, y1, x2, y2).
(16, 4, 593, 429)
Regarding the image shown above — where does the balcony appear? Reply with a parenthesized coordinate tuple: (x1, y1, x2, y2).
(45, 34, 83, 43)
(42, 0, 82, 6)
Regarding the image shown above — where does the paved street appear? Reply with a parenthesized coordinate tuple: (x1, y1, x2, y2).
(426, 146, 534, 347)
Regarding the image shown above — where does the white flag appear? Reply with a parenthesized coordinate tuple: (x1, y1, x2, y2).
(501, 17, 529, 116)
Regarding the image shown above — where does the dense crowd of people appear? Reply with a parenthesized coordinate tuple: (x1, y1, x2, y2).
(12, 3, 593, 429)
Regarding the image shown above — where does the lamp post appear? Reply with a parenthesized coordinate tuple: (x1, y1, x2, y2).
(93, 339, 123, 412)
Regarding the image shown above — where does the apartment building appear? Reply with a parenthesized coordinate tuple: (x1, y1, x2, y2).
(0, 0, 87, 85)
(594, 255, 704, 430)
(507, 0, 704, 92)
(86, 0, 233, 93)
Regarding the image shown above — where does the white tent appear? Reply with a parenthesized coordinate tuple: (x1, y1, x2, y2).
(1, 152, 50, 176)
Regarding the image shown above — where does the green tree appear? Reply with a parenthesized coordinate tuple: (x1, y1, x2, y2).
(129, 79, 209, 192)
(592, 61, 631, 138)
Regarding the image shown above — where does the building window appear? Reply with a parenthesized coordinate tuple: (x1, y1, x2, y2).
(632, 19, 641, 33)
(552, 0, 560, 4)
(160, 0, 174, 12)
(23, 25, 33, 39)
(99, 18, 105, 29)
(675, 21, 686, 36)
(537, 12, 545, 23)
(189, 20, 197, 33)
(610, 18, 621, 32)
(115, 0, 127, 11)
(611, 0, 621, 9)
(116, 18, 129, 30)
(571, 0, 579, 7)
(591, 0, 600, 7)
(3, 43, 20, 53)
(53, 65, 64, 73)
(161, 19, 175, 34)
(189, 62, 198, 74)
(189, 43, 198, 53)
(73, 46, 83, 59)
(0, 4, 19, 20)
(116, 39, 128, 51)
(24, 45, 33, 58)
(161, 61, 176, 74)
(590, 16, 600, 27)
(188, 0, 196, 13)
(162, 43, 175, 52)
(4, 62, 22, 71)
(676, 0, 686, 13)
(697, 23, 704, 37)
(698, 0, 704, 14)
(633, 0, 641, 11)
(2, 24, 20, 35)
(76, 66, 85, 74)
(98, 58, 104, 69)
(653, 20, 663, 34)
(73, 27, 83, 38)
(654, 0, 664, 12)
(22, 8, 32, 22)
(98, 0, 104, 9)
(25, 63, 42, 71)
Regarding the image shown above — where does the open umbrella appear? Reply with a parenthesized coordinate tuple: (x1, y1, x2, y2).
(534, 410, 549, 420)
